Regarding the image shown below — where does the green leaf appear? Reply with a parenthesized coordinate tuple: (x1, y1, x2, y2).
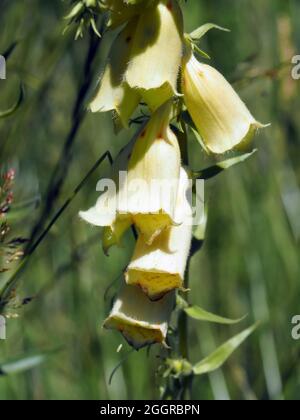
(0, 84, 24, 119)
(109, 349, 134, 385)
(185, 305, 246, 325)
(0, 352, 52, 376)
(190, 23, 230, 42)
(181, 110, 210, 153)
(193, 323, 259, 375)
(193, 150, 257, 180)
(2, 197, 40, 223)
(192, 43, 211, 60)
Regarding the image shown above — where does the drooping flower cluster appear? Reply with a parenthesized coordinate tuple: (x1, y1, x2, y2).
(80, 0, 265, 349)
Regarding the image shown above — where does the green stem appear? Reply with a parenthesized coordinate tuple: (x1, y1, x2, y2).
(0, 151, 112, 312)
(178, 258, 194, 400)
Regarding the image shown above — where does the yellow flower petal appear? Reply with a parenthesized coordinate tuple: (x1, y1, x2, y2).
(104, 283, 175, 350)
(125, 0, 184, 111)
(182, 53, 266, 154)
(79, 135, 137, 242)
(126, 167, 193, 300)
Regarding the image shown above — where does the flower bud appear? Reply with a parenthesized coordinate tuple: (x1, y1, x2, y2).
(182, 52, 266, 154)
(90, 19, 140, 127)
(103, 283, 175, 350)
(125, 167, 193, 301)
(125, 0, 184, 111)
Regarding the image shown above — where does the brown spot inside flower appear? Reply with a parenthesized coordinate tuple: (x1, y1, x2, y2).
(167, 1, 173, 11)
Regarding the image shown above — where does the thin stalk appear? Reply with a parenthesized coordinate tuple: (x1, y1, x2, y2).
(0, 151, 112, 312)
(172, 121, 194, 400)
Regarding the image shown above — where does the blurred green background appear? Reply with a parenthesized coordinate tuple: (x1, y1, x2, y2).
(0, 0, 299, 400)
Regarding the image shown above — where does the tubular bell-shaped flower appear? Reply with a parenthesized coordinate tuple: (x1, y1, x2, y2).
(100, 0, 155, 29)
(125, 167, 193, 301)
(125, 0, 184, 111)
(104, 283, 175, 350)
(89, 18, 140, 127)
(182, 47, 266, 154)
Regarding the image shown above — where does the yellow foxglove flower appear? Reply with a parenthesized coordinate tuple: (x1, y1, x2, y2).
(182, 52, 266, 154)
(79, 135, 136, 252)
(126, 167, 193, 301)
(125, 0, 184, 111)
(104, 283, 175, 350)
(100, 0, 154, 29)
(90, 19, 140, 127)
(119, 101, 181, 244)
